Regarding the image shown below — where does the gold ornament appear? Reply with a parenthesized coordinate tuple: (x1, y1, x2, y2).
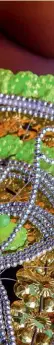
(11, 251, 54, 344)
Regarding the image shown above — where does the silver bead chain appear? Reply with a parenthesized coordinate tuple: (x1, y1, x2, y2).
(0, 94, 54, 121)
(0, 94, 54, 345)
(0, 126, 54, 252)
(0, 280, 16, 345)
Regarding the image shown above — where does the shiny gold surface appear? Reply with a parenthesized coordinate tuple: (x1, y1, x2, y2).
(0, 111, 54, 143)
(0, 180, 54, 217)
(11, 250, 54, 345)
(0, 111, 54, 216)
(13, 327, 53, 345)
(16, 251, 54, 284)
(0, 111, 54, 344)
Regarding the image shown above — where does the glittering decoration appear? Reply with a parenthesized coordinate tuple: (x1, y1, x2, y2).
(0, 70, 54, 102)
(11, 251, 54, 345)
(0, 80, 54, 345)
(0, 221, 27, 251)
(0, 280, 16, 345)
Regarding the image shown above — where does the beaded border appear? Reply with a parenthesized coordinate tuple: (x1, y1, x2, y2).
(0, 94, 54, 121)
(0, 95, 54, 270)
(0, 93, 54, 345)
(0, 126, 54, 253)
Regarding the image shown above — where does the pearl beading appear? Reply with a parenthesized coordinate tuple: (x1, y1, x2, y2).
(0, 237, 54, 272)
(0, 160, 54, 182)
(0, 126, 54, 252)
(0, 202, 53, 224)
(0, 100, 53, 264)
(0, 94, 54, 121)
(0, 280, 16, 345)
(0, 95, 54, 345)
(0, 163, 54, 206)
(39, 182, 54, 207)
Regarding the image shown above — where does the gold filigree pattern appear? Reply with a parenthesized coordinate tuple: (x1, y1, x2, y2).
(11, 251, 54, 345)
(0, 111, 54, 144)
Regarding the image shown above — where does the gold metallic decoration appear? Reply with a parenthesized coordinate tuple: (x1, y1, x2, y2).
(0, 111, 54, 143)
(11, 251, 54, 344)
(0, 111, 54, 215)
(0, 108, 54, 344)
(0, 178, 54, 216)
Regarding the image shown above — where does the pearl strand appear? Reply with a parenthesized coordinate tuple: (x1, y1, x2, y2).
(0, 158, 54, 206)
(0, 94, 54, 121)
(39, 182, 54, 207)
(0, 131, 40, 251)
(0, 127, 54, 253)
(0, 280, 16, 345)
(0, 163, 54, 206)
(0, 202, 53, 224)
(0, 161, 54, 188)
(0, 159, 54, 186)
(0, 95, 54, 345)
(41, 153, 54, 165)
(0, 161, 32, 183)
(0, 297, 8, 344)
(0, 237, 54, 271)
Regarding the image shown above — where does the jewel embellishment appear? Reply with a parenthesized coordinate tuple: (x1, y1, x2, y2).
(0, 94, 54, 345)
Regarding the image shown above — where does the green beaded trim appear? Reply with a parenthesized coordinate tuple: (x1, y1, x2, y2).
(0, 69, 54, 102)
(0, 69, 54, 175)
(0, 70, 54, 252)
(0, 135, 54, 175)
(0, 216, 27, 251)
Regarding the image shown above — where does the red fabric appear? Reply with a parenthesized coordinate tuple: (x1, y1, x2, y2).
(0, 34, 54, 74)
(0, 2, 54, 58)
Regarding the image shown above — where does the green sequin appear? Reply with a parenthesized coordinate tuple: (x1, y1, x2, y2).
(0, 135, 22, 158)
(0, 69, 54, 176)
(0, 70, 53, 337)
(0, 69, 54, 102)
(0, 135, 34, 162)
(0, 69, 12, 94)
(40, 142, 54, 159)
(16, 139, 34, 164)
(40, 142, 54, 176)
(0, 135, 54, 175)
(0, 214, 10, 227)
(0, 220, 27, 251)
